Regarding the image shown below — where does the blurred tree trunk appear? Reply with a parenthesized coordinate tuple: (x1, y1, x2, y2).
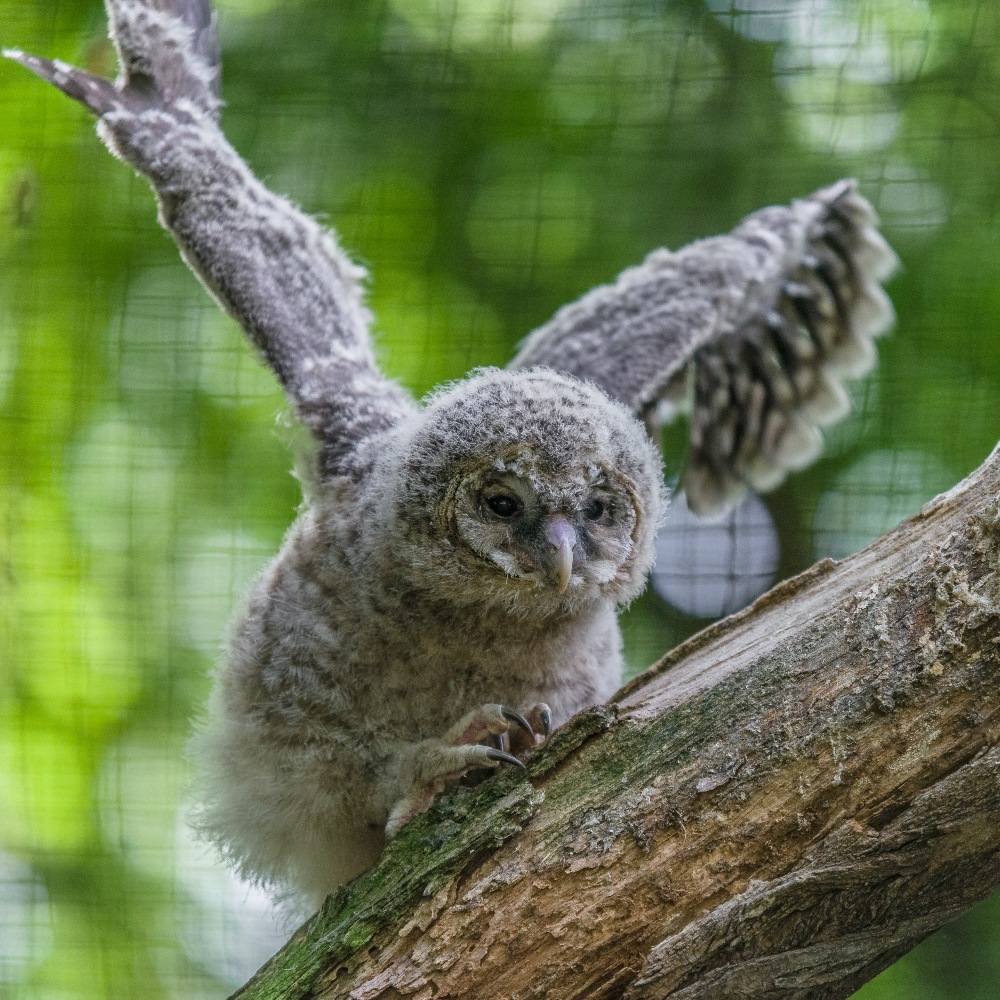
(233, 443, 1000, 1000)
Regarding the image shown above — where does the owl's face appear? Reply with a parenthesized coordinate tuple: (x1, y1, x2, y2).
(389, 368, 663, 618)
(450, 449, 640, 600)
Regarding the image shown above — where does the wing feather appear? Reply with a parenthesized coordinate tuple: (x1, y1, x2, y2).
(6, 0, 417, 481)
(509, 180, 898, 516)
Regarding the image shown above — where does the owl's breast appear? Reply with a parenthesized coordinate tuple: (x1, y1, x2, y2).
(225, 500, 626, 749)
(353, 596, 626, 736)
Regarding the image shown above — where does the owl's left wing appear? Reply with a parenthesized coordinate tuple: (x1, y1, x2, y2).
(509, 181, 897, 516)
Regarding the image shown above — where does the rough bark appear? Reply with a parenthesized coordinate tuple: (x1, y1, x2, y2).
(232, 442, 1000, 1000)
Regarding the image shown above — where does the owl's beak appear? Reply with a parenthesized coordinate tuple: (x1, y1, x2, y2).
(545, 515, 576, 593)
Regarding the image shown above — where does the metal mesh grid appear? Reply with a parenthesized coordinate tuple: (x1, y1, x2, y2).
(0, 0, 997, 996)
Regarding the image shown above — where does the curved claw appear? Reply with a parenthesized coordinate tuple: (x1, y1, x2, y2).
(537, 704, 553, 737)
(486, 747, 526, 770)
(501, 706, 535, 741)
(522, 702, 552, 740)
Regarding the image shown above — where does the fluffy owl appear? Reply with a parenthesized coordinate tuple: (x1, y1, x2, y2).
(8, 0, 897, 908)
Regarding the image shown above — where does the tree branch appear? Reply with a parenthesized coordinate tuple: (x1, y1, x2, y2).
(233, 442, 1000, 1000)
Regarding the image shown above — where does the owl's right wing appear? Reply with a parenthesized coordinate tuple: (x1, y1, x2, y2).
(509, 181, 898, 517)
(6, 0, 417, 480)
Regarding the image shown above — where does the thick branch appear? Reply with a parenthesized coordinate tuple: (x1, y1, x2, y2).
(235, 443, 1000, 1000)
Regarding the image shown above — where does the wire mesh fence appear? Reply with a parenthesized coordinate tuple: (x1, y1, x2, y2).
(0, 0, 997, 996)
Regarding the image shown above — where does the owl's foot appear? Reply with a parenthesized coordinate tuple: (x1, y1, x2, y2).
(385, 702, 547, 838)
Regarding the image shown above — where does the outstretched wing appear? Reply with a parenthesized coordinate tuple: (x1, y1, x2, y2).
(509, 181, 898, 516)
(5, 0, 416, 480)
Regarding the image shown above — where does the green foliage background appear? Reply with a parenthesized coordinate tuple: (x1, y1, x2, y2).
(0, 0, 997, 996)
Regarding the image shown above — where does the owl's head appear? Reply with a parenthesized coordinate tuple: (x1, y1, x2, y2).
(386, 368, 663, 618)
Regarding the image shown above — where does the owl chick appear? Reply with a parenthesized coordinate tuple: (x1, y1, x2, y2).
(8, 0, 897, 909)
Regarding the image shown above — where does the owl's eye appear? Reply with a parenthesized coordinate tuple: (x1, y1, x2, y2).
(584, 498, 606, 521)
(485, 494, 522, 518)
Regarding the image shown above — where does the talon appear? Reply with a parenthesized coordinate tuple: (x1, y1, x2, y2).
(494, 731, 510, 754)
(523, 702, 552, 742)
(538, 704, 552, 737)
(486, 748, 526, 770)
(501, 706, 535, 740)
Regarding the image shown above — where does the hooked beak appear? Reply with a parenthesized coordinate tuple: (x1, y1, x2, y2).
(545, 515, 577, 593)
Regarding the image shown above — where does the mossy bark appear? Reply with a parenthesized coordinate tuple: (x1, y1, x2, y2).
(233, 443, 1000, 1000)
